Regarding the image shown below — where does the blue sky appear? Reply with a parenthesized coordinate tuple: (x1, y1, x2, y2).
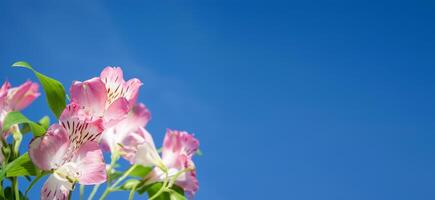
(1, 0, 435, 199)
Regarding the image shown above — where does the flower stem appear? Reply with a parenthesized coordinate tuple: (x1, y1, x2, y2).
(112, 164, 137, 188)
(80, 184, 85, 200)
(87, 184, 100, 200)
(12, 177, 19, 200)
(148, 173, 169, 200)
(128, 185, 137, 200)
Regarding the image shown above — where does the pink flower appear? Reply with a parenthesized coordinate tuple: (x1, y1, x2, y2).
(136, 129, 200, 197)
(101, 103, 152, 163)
(0, 80, 40, 134)
(70, 67, 142, 127)
(29, 103, 106, 200)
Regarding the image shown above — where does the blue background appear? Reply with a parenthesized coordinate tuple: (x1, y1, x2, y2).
(1, 0, 435, 199)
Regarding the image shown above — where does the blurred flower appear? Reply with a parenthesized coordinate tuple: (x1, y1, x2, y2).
(136, 129, 200, 197)
(29, 103, 106, 200)
(70, 67, 142, 127)
(101, 103, 152, 163)
(0, 80, 40, 135)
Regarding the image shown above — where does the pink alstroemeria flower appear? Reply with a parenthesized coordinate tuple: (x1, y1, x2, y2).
(70, 67, 142, 127)
(101, 103, 152, 163)
(136, 129, 200, 197)
(0, 80, 40, 135)
(29, 103, 106, 200)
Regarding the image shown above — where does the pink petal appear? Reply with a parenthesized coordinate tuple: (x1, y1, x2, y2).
(115, 103, 151, 133)
(101, 103, 151, 159)
(70, 78, 107, 116)
(135, 139, 162, 168)
(100, 66, 124, 88)
(29, 124, 70, 170)
(100, 66, 142, 106)
(41, 174, 72, 200)
(121, 128, 154, 163)
(100, 66, 125, 105)
(7, 81, 40, 111)
(124, 78, 142, 106)
(75, 141, 107, 185)
(0, 81, 10, 109)
(162, 129, 199, 168)
(59, 103, 104, 150)
(175, 158, 199, 197)
(103, 97, 129, 127)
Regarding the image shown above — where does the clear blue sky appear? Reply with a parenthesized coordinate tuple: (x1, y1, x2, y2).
(1, 1, 435, 199)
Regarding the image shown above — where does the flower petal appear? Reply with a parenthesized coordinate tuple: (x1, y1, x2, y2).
(124, 78, 142, 106)
(100, 66, 125, 105)
(70, 77, 107, 116)
(175, 158, 199, 197)
(75, 141, 107, 185)
(120, 128, 154, 163)
(0, 81, 10, 110)
(59, 103, 104, 151)
(135, 136, 163, 168)
(103, 97, 129, 127)
(41, 174, 72, 200)
(162, 129, 199, 168)
(100, 66, 142, 106)
(101, 103, 151, 158)
(7, 80, 40, 111)
(29, 124, 70, 170)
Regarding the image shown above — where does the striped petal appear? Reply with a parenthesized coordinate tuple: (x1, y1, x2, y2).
(41, 174, 72, 200)
(100, 66, 142, 106)
(59, 103, 104, 151)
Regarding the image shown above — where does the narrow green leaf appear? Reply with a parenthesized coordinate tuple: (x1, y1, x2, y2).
(2, 112, 45, 136)
(5, 153, 38, 177)
(129, 165, 152, 178)
(12, 61, 66, 118)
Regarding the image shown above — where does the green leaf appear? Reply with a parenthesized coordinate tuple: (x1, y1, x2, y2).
(147, 183, 169, 200)
(129, 164, 152, 178)
(169, 190, 187, 200)
(20, 116, 50, 134)
(146, 183, 186, 200)
(12, 61, 66, 119)
(2, 112, 45, 136)
(38, 116, 50, 130)
(5, 153, 38, 177)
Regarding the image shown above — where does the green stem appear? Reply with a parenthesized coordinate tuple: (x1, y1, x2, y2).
(112, 165, 138, 188)
(87, 184, 100, 200)
(80, 184, 85, 200)
(25, 173, 45, 197)
(148, 173, 169, 200)
(0, 181, 5, 199)
(128, 185, 137, 200)
(98, 189, 111, 200)
(12, 177, 20, 200)
(97, 151, 120, 200)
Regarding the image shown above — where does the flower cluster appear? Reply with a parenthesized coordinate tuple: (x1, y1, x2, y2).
(0, 65, 200, 200)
